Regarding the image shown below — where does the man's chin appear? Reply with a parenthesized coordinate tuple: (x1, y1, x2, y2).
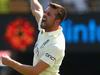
(41, 26, 46, 29)
(41, 23, 46, 29)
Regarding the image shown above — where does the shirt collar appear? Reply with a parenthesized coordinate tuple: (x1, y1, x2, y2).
(44, 27, 63, 36)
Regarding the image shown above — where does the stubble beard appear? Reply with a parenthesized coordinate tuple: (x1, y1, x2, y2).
(41, 16, 47, 29)
(41, 21, 47, 29)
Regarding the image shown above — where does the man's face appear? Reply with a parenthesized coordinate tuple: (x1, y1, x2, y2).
(41, 6, 57, 29)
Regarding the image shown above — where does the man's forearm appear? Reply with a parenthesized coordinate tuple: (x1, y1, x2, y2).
(31, 0, 43, 24)
(31, 0, 42, 11)
(2, 58, 38, 75)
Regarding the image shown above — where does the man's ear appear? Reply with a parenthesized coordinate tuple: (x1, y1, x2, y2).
(55, 19, 61, 25)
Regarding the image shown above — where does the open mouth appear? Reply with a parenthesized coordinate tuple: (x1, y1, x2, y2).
(42, 16, 47, 22)
(41, 18, 46, 27)
(41, 16, 47, 28)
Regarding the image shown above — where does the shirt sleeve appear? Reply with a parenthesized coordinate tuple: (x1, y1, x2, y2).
(40, 45, 62, 67)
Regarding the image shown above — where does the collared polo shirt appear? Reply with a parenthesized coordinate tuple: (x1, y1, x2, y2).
(33, 27, 65, 75)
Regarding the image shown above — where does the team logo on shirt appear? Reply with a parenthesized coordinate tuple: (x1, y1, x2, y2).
(45, 53, 56, 61)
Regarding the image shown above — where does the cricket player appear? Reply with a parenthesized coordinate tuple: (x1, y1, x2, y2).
(1, 0, 66, 75)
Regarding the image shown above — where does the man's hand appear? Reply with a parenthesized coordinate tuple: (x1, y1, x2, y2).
(0, 51, 11, 66)
(2, 55, 12, 66)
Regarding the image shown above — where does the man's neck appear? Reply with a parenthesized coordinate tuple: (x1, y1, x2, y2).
(45, 25, 61, 32)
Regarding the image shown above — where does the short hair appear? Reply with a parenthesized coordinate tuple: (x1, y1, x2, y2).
(49, 3, 66, 22)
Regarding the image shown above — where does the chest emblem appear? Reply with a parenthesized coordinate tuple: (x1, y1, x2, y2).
(40, 39, 50, 48)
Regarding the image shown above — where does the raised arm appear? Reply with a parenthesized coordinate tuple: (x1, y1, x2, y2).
(31, 0, 43, 24)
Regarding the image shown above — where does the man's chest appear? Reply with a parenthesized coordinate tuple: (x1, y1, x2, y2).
(34, 35, 50, 57)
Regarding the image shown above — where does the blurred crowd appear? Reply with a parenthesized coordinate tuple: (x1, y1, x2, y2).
(0, 0, 100, 14)
(40, 0, 100, 14)
(0, 0, 30, 14)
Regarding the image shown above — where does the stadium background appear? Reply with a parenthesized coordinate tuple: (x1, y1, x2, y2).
(0, 0, 100, 75)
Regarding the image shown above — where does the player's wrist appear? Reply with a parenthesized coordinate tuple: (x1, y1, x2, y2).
(0, 57, 5, 66)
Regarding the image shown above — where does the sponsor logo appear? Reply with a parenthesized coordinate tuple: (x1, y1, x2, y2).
(61, 19, 100, 43)
(45, 53, 56, 61)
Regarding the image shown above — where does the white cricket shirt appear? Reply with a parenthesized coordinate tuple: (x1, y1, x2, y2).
(33, 27, 65, 75)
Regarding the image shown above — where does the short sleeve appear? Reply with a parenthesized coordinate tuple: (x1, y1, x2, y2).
(40, 45, 62, 67)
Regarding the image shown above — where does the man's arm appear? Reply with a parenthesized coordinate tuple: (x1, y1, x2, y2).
(31, 0, 43, 23)
(2, 56, 49, 75)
